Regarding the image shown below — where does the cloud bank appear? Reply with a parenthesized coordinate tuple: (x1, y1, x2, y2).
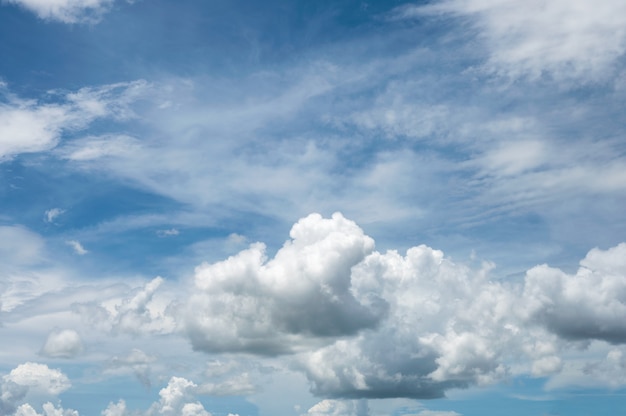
(177, 213, 626, 399)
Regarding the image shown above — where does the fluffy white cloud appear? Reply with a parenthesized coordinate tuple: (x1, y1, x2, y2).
(15, 402, 79, 416)
(303, 399, 368, 416)
(147, 377, 211, 416)
(4, 0, 115, 23)
(0, 363, 72, 415)
(183, 213, 387, 355)
(40, 329, 83, 358)
(172, 213, 626, 397)
(521, 242, 626, 343)
(402, 0, 626, 82)
(3, 363, 71, 396)
(299, 245, 513, 398)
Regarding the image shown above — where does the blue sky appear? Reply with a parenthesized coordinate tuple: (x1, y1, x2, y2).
(1, 0, 626, 415)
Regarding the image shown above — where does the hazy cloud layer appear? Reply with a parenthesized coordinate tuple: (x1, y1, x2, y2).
(4, 0, 116, 23)
(402, 0, 626, 81)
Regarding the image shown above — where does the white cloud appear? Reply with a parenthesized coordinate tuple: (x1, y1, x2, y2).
(157, 228, 180, 237)
(403, 0, 626, 82)
(521, 242, 626, 344)
(148, 377, 212, 416)
(65, 241, 88, 255)
(44, 209, 65, 224)
(0, 104, 68, 161)
(73, 276, 176, 336)
(102, 400, 127, 416)
(40, 329, 83, 358)
(0, 80, 148, 162)
(3, 363, 71, 397)
(303, 399, 368, 416)
(4, 0, 115, 24)
(183, 212, 386, 355)
(15, 402, 79, 416)
(61, 135, 141, 161)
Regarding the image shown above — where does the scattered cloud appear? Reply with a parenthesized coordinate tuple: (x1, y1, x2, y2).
(65, 240, 88, 255)
(0, 80, 148, 162)
(44, 209, 65, 224)
(303, 399, 368, 416)
(399, 0, 626, 82)
(157, 228, 180, 237)
(40, 329, 83, 358)
(74, 276, 176, 335)
(4, 0, 116, 24)
(3, 363, 70, 395)
(107, 349, 157, 388)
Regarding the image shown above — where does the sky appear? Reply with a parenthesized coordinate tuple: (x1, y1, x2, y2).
(1, 0, 626, 415)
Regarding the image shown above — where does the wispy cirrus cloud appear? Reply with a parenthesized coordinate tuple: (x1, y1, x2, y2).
(396, 0, 626, 82)
(3, 0, 116, 24)
(0, 80, 148, 162)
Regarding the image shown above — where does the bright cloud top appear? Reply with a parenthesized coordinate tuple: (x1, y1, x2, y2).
(2, 213, 626, 414)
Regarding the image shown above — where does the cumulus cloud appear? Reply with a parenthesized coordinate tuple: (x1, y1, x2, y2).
(147, 377, 212, 416)
(400, 0, 626, 82)
(298, 244, 511, 399)
(40, 329, 83, 358)
(4, 0, 115, 24)
(521, 242, 626, 344)
(172, 213, 626, 398)
(4, 376, 243, 416)
(303, 399, 368, 416)
(0, 363, 71, 414)
(15, 402, 79, 416)
(3, 363, 71, 396)
(183, 212, 387, 355)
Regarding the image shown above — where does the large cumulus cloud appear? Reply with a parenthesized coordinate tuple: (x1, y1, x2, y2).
(183, 213, 388, 355)
(178, 213, 626, 399)
(521, 243, 626, 343)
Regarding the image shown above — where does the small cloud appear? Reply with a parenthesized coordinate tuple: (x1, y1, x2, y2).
(227, 233, 246, 245)
(44, 208, 65, 223)
(40, 329, 83, 358)
(157, 228, 180, 237)
(66, 240, 88, 255)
